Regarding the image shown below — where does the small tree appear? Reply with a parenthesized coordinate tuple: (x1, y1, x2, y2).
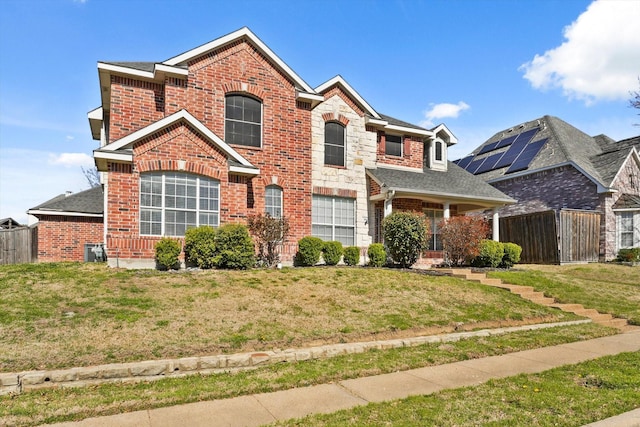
(382, 212, 430, 268)
(247, 214, 290, 267)
(630, 77, 640, 125)
(439, 216, 490, 266)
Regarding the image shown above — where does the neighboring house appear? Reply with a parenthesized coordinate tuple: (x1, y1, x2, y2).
(32, 27, 512, 267)
(0, 218, 24, 230)
(27, 187, 104, 262)
(455, 115, 640, 263)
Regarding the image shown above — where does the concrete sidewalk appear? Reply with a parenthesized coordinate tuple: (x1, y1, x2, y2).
(46, 329, 640, 427)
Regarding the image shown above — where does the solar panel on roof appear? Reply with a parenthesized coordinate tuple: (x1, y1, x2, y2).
(493, 136, 530, 170)
(455, 155, 474, 169)
(474, 152, 504, 174)
(506, 138, 547, 174)
(513, 127, 539, 145)
(478, 141, 500, 155)
(466, 158, 486, 174)
(495, 134, 518, 149)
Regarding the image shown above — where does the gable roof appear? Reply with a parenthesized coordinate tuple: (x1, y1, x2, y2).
(27, 186, 104, 217)
(367, 163, 515, 210)
(0, 218, 24, 229)
(456, 115, 640, 192)
(93, 109, 259, 175)
(612, 193, 640, 210)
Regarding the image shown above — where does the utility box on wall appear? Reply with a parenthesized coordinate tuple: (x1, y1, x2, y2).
(84, 243, 105, 262)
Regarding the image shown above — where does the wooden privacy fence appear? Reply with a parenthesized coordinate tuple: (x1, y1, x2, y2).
(0, 226, 38, 265)
(499, 209, 600, 264)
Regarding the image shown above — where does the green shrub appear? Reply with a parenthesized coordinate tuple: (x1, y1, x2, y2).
(501, 242, 522, 268)
(154, 238, 181, 270)
(212, 224, 255, 270)
(322, 241, 343, 266)
(184, 226, 217, 269)
(617, 248, 640, 262)
(367, 243, 387, 267)
(295, 236, 324, 266)
(472, 239, 504, 268)
(343, 246, 361, 266)
(382, 212, 430, 268)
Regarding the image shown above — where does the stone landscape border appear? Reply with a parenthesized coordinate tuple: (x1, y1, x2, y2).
(0, 320, 590, 396)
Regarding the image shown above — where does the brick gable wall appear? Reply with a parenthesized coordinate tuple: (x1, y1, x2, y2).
(105, 40, 312, 264)
(36, 215, 103, 262)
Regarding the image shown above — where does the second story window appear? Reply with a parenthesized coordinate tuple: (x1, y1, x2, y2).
(385, 134, 402, 157)
(265, 185, 283, 218)
(225, 95, 262, 147)
(435, 140, 443, 161)
(324, 122, 345, 166)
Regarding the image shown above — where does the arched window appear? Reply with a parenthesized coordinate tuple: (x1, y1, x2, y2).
(265, 185, 283, 218)
(435, 140, 443, 161)
(225, 94, 262, 147)
(140, 172, 219, 236)
(324, 122, 345, 166)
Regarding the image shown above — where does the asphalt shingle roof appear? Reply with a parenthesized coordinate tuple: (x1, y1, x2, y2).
(29, 186, 104, 215)
(367, 163, 515, 203)
(463, 115, 639, 189)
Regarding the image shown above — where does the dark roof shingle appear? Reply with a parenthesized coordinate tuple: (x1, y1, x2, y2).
(29, 187, 104, 216)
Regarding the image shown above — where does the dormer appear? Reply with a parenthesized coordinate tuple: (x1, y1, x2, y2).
(426, 123, 457, 171)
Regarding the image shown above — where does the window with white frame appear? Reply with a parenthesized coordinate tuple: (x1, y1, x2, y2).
(312, 195, 355, 246)
(435, 140, 443, 161)
(225, 94, 262, 147)
(265, 185, 283, 218)
(140, 172, 219, 236)
(424, 209, 444, 250)
(324, 122, 345, 166)
(618, 212, 636, 249)
(385, 134, 402, 157)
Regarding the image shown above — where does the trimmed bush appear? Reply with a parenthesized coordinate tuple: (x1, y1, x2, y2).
(617, 248, 640, 262)
(322, 241, 344, 266)
(184, 226, 217, 269)
(382, 212, 430, 268)
(472, 239, 504, 268)
(343, 246, 361, 266)
(367, 243, 387, 267)
(439, 216, 490, 266)
(212, 224, 255, 270)
(247, 214, 290, 267)
(501, 242, 523, 268)
(295, 236, 324, 267)
(154, 238, 181, 270)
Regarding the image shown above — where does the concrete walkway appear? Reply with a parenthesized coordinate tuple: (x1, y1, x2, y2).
(46, 329, 640, 427)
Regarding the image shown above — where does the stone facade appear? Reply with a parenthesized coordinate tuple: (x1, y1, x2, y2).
(311, 90, 378, 247)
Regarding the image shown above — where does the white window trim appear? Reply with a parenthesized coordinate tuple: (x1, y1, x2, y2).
(140, 172, 220, 237)
(265, 185, 283, 218)
(616, 211, 640, 251)
(224, 94, 263, 148)
(312, 195, 356, 246)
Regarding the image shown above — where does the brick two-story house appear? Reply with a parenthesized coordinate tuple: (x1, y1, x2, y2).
(456, 116, 640, 263)
(32, 27, 514, 267)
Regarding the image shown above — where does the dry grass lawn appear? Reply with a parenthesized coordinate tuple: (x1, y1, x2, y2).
(0, 263, 579, 372)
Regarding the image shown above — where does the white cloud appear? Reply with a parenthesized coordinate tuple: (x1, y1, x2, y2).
(421, 101, 470, 127)
(48, 152, 94, 168)
(0, 149, 91, 225)
(520, 0, 640, 104)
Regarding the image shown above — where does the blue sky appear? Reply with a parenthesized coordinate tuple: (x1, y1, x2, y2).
(1, 0, 639, 225)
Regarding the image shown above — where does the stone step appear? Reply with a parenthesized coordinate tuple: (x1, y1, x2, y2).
(597, 318, 629, 329)
(452, 273, 486, 281)
(479, 278, 503, 286)
(527, 297, 556, 305)
(549, 303, 585, 311)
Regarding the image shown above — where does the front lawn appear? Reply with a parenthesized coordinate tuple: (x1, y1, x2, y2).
(489, 264, 640, 324)
(0, 263, 579, 372)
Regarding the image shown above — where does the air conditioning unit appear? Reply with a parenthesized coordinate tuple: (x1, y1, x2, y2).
(84, 243, 106, 262)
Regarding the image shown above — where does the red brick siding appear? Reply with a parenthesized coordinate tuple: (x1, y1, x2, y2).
(109, 76, 164, 143)
(377, 133, 423, 169)
(36, 215, 103, 262)
(105, 40, 313, 261)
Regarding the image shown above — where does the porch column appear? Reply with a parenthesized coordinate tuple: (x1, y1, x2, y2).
(492, 207, 500, 241)
(443, 202, 450, 219)
(384, 190, 394, 217)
